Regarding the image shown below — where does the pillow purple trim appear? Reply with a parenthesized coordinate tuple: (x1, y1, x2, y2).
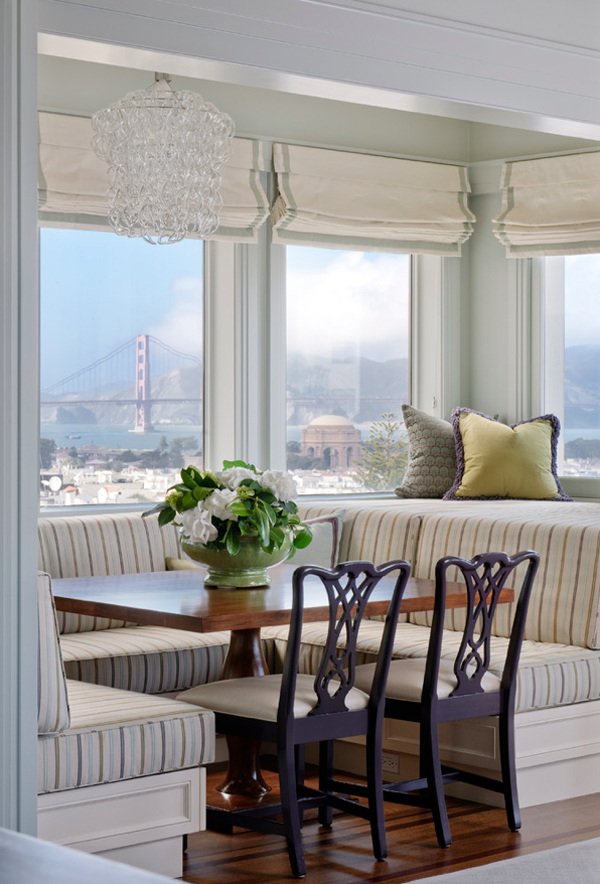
(443, 408, 572, 501)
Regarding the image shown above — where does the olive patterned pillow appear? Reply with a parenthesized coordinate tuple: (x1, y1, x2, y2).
(394, 404, 457, 499)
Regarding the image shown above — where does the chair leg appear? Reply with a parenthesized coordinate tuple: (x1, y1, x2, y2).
(278, 745, 306, 878)
(499, 708, 521, 832)
(421, 714, 451, 848)
(318, 740, 334, 828)
(366, 715, 388, 861)
(295, 744, 306, 788)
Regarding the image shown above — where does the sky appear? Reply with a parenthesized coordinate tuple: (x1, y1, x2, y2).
(565, 254, 600, 348)
(40, 228, 203, 388)
(286, 247, 410, 363)
(40, 231, 410, 390)
(43, 233, 596, 394)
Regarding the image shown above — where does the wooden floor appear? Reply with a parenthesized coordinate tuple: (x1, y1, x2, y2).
(183, 768, 600, 882)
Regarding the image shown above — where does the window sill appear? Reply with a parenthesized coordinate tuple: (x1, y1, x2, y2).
(558, 476, 600, 502)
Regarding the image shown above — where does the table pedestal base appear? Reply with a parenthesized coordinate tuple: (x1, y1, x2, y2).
(217, 627, 272, 797)
(216, 737, 271, 796)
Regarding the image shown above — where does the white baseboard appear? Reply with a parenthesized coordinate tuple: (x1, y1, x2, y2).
(334, 699, 600, 808)
(38, 767, 205, 877)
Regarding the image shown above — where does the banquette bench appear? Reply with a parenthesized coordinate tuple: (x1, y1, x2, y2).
(38, 499, 600, 811)
(284, 498, 600, 808)
(36, 571, 215, 878)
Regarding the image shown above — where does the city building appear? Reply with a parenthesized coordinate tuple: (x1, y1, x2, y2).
(301, 415, 362, 469)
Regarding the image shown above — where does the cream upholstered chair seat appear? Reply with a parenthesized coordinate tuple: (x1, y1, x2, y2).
(354, 659, 501, 703)
(179, 674, 369, 721)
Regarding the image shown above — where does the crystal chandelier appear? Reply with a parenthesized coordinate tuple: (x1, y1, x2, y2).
(91, 74, 235, 245)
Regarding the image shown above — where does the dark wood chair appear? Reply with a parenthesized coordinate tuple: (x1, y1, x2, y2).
(178, 559, 411, 878)
(354, 549, 540, 849)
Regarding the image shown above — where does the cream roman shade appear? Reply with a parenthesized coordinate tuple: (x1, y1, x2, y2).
(271, 143, 475, 255)
(38, 111, 269, 241)
(493, 151, 600, 257)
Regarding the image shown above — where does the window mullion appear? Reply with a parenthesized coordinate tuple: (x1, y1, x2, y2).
(203, 240, 237, 470)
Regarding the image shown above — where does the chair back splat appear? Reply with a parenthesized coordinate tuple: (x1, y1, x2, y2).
(281, 562, 402, 723)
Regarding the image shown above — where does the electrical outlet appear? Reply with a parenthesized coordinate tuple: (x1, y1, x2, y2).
(381, 752, 399, 773)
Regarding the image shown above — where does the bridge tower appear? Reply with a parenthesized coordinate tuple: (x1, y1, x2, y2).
(134, 335, 153, 433)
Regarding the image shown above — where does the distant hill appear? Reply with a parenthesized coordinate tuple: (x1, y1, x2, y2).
(286, 354, 408, 425)
(565, 345, 600, 428)
(41, 364, 202, 426)
(41, 354, 408, 428)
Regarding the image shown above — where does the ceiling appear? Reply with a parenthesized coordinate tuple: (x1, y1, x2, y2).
(38, 48, 600, 166)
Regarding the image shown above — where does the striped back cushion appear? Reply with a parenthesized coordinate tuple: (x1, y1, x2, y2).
(298, 502, 422, 623)
(38, 513, 182, 633)
(38, 572, 70, 734)
(298, 501, 422, 565)
(409, 501, 600, 650)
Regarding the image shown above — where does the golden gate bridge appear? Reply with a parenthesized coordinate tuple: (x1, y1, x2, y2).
(41, 335, 201, 432)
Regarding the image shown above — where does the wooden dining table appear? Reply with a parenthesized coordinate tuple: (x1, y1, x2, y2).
(52, 564, 513, 801)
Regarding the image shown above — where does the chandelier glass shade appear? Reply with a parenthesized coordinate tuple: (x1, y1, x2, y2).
(91, 75, 235, 244)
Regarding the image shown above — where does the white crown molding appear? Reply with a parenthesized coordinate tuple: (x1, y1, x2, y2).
(38, 0, 600, 139)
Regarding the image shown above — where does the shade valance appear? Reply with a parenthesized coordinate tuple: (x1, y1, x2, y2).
(38, 112, 269, 242)
(271, 143, 475, 255)
(493, 151, 600, 257)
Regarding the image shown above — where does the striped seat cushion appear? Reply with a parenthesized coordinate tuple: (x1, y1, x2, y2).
(60, 626, 230, 694)
(38, 513, 184, 633)
(263, 621, 600, 714)
(38, 679, 215, 794)
(408, 501, 600, 649)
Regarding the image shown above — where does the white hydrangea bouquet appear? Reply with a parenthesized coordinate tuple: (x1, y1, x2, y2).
(144, 459, 312, 557)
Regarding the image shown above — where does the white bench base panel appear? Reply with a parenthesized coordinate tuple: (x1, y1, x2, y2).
(38, 767, 204, 878)
(330, 698, 600, 809)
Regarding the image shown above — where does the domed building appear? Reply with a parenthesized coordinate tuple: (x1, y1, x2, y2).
(300, 415, 362, 470)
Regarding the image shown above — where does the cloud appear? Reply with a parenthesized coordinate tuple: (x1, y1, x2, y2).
(286, 250, 410, 362)
(145, 276, 202, 357)
(565, 254, 600, 347)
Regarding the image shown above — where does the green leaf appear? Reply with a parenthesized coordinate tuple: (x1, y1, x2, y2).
(222, 459, 257, 472)
(193, 485, 213, 501)
(293, 528, 313, 549)
(158, 508, 176, 527)
(254, 507, 270, 546)
(238, 520, 256, 536)
(257, 498, 276, 526)
(225, 530, 241, 555)
(181, 491, 197, 510)
(142, 503, 165, 519)
(270, 526, 285, 546)
(180, 468, 196, 490)
(229, 501, 249, 516)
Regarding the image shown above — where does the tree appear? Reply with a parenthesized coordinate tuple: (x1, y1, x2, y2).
(355, 412, 408, 491)
(171, 435, 199, 451)
(40, 437, 57, 470)
(118, 449, 138, 463)
(169, 441, 185, 469)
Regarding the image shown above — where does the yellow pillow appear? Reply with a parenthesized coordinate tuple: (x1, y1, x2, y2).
(444, 410, 571, 500)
